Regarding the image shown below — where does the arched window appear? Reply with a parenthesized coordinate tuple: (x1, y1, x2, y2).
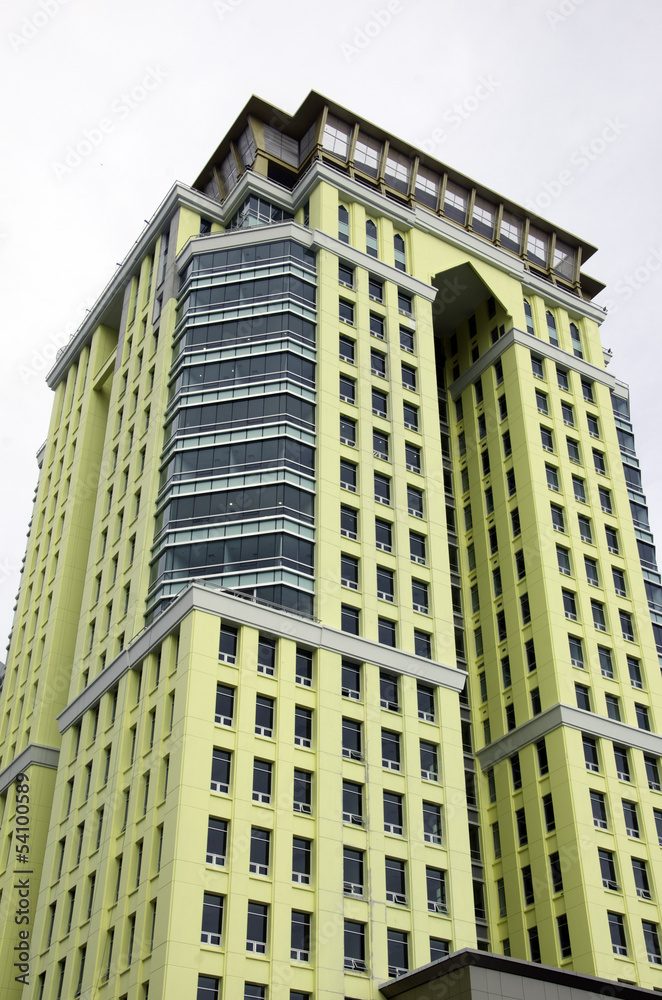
(523, 299, 534, 336)
(546, 311, 558, 347)
(366, 220, 378, 258)
(338, 205, 349, 245)
(394, 234, 406, 272)
(569, 323, 583, 358)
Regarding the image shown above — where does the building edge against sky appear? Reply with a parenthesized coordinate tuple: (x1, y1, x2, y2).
(0, 91, 661, 998)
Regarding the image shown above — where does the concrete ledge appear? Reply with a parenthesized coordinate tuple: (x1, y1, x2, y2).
(58, 583, 466, 733)
(0, 744, 59, 795)
(380, 947, 656, 999)
(476, 702, 662, 770)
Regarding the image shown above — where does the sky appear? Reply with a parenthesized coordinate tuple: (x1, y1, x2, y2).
(0, 0, 660, 651)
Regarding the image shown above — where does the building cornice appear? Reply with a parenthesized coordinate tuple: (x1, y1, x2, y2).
(44, 160, 607, 393)
(57, 584, 466, 734)
(0, 744, 59, 795)
(476, 703, 662, 770)
(448, 325, 617, 401)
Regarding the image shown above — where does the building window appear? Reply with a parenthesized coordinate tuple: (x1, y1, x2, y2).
(293, 770, 312, 814)
(605, 526, 619, 554)
(404, 401, 419, 430)
(385, 856, 407, 904)
(541, 426, 554, 452)
(291, 911, 311, 962)
(643, 921, 662, 965)
(218, 625, 237, 664)
(206, 818, 227, 867)
(645, 755, 661, 791)
(608, 912, 628, 956)
(255, 696, 274, 739)
(394, 234, 407, 271)
(426, 866, 447, 913)
(341, 660, 361, 700)
(339, 374, 356, 405)
(563, 590, 578, 621)
(623, 799, 640, 838)
(343, 847, 364, 896)
(342, 718, 362, 761)
(344, 920, 367, 971)
(384, 791, 403, 835)
(590, 790, 608, 829)
(387, 929, 409, 977)
(292, 837, 311, 885)
(339, 334, 355, 363)
(605, 694, 621, 721)
(620, 611, 635, 643)
(252, 760, 272, 804)
(246, 902, 268, 954)
(366, 220, 378, 257)
(201, 893, 223, 946)
(249, 828, 270, 876)
(423, 801, 442, 844)
(583, 735, 600, 772)
(342, 781, 364, 825)
(551, 504, 565, 532)
(575, 683, 591, 711)
(578, 514, 592, 543)
(211, 750, 231, 794)
(420, 741, 439, 781)
(338, 205, 350, 244)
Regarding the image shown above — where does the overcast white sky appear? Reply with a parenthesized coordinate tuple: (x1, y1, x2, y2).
(1, 0, 660, 651)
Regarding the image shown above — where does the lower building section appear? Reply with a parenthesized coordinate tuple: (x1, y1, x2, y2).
(380, 948, 659, 1000)
(11, 586, 473, 999)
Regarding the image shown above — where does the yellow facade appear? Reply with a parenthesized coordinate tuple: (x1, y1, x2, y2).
(1, 93, 661, 999)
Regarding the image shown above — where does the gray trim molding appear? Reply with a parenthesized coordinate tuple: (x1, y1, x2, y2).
(58, 584, 466, 733)
(0, 744, 60, 795)
(476, 702, 662, 770)
(175, 218, 436, 303)
(449, 324, 616, 401)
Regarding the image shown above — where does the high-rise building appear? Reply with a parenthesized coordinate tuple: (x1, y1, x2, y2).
(1, 92, 661, 999)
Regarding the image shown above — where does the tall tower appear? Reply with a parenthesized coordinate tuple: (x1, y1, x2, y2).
(0, 93, 660, 1000)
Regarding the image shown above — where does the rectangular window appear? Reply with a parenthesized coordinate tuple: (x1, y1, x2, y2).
(383, 791, 403, 835)
(252, 760, 272, 804)
(343, 920, 366, 971)
(292, 837, 311, 884)
(342, 781, 364, 825)
(201, 893, 224, 946)
(341, 660, 361, 700)
(246, 902, 268, 954)
(608, 912, 628, 956)
(295, 648, 313, 687)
